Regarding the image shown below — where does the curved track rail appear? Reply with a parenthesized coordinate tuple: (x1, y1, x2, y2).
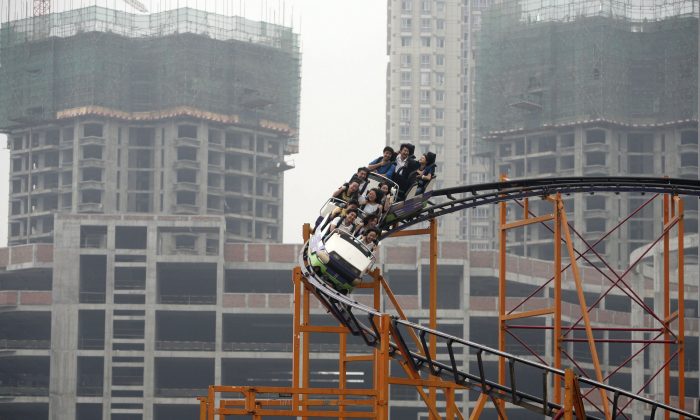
(386, 176, 700, 236)
(301, 176, 700, 419)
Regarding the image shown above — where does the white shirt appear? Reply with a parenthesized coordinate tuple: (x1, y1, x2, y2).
(331, 216, 355, 234)
(361, 202, 382, 216)
(395, 155, 408, 173)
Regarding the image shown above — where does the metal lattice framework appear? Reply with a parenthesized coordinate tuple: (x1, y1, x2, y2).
(199, 177, 700, 420)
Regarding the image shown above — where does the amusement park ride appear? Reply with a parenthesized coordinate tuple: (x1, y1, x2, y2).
(197, 176, 700, 420)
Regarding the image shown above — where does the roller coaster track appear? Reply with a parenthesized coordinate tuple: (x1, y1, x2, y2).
(301, 176, 700, 420)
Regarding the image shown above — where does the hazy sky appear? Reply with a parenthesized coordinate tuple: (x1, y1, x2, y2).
(0, 0, 387, 245)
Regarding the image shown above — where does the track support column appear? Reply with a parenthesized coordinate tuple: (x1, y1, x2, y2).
(498, 180, 508, 418)
(376, 314, 392, 420)
(553, 195, 562, 405)
(429, 218, 439, 419)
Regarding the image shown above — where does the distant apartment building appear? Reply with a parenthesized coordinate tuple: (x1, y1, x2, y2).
(386, 0, 464, 239)
(474, 0, 699, 263)
(0, 6, 301, 245)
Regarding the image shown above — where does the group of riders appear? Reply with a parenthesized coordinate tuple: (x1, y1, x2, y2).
(315, 142, 437, 253)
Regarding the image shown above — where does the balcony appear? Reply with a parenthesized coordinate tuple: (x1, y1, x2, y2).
(28, 230, 54, 241)
(207, 163, 224, 173)
(173, 203, 199, 215)
(679, 165, 699, 178)
(174, 160, 199, 170)
(80, 136, 106, 146)
(79, 180, 105, 191)
(30, 185, 60, 196)
(80, 158, 105, 169)
(583, 165, 608, 176)
(175, 137, 200, 147)
(78, 203, 103, 213)
(583, 209, 608, 218)
(174, 181, 199, 192)
(207, 184, 223, 194)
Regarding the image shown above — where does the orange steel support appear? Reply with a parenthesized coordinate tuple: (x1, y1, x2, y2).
(564, 369, 574, 420)
(553, 195, 562, 405)
(498, 181, 508, 418)
(376, 314, 391, 420)
(429, 218, 439, 420)
(558, 201, 610, 419)
(664, 194, 671, 420)
(499, 193, 688, 420)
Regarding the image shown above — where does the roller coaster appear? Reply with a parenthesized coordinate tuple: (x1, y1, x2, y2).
(199, 175, 700, 420)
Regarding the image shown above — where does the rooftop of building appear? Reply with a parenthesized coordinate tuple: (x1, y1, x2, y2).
(489, 0, 698, 25)
(0, 5, 299, 50)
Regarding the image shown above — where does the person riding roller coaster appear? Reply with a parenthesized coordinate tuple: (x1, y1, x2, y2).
(392, 143, 421, 201)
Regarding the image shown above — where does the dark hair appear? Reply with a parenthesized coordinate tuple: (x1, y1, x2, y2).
(399, 143, 415, 155)
(346, 208, 358, 216)
(367, 188, 383, 202)
(348, 177, 361, 185)
(357, 167, 369, 174)
(383, 146, 395, 154)
(348, 199, 360, 206)
(424, 151, 437, 166)
(365, 227, 380, 236)
(364, 214, 379, 223)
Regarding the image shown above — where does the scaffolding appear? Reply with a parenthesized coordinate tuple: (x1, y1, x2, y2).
(474, 0, 699, 137)
(0, 5, 301, 152)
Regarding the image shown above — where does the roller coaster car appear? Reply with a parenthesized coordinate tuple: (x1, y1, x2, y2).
(383, 179, 436, 224)
(307, 230, 376, 294)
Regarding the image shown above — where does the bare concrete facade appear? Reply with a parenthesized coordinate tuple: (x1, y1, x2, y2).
(1, 221, 698, 419)
(7, 118, 289, 246)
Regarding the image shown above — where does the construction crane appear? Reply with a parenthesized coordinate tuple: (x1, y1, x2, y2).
(33, 0, 149, 16)
(122, 0, 149, 13)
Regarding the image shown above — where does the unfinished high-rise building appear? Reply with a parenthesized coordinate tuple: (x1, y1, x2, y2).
(1, 5, 301, 245)
(0, 4, 300, 420)
(474, 0, 698, 262)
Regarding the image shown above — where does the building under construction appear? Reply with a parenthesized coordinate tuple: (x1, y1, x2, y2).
(474, 0, 699, 264)
(1, 5, 301, 245)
